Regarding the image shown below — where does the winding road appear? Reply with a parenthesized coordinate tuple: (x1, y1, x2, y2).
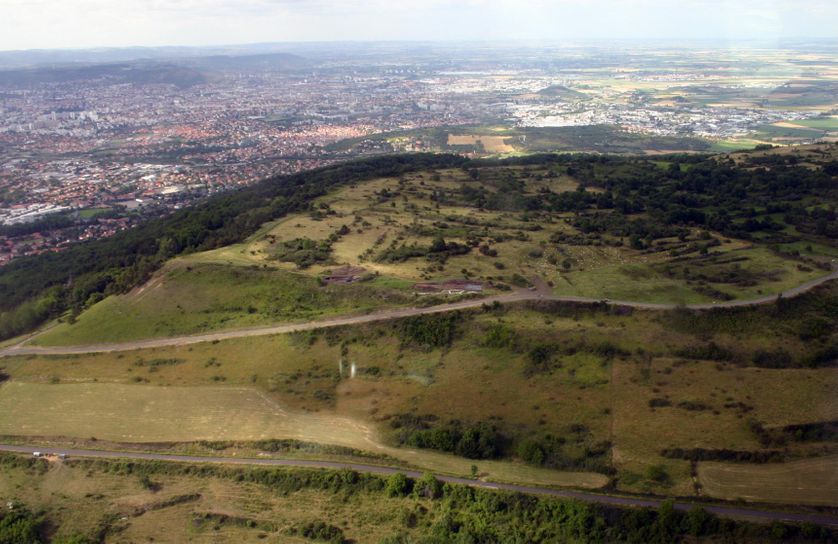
(1, 268, 836, 358)
(0, 443, 835, 527)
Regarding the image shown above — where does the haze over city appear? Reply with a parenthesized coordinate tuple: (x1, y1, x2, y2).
(1, 0, 837, 50)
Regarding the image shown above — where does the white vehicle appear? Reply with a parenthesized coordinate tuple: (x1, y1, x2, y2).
(32, 452, 42, 457)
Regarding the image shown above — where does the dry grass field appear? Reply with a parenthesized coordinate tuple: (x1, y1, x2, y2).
(0, 381, 606, 488)
(447, 133, 517, 153)
(611, 359, 838, 497)
(0, 456, 426, 543)
(697, 456, 838, 506)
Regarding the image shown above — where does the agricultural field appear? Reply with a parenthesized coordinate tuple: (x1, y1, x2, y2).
(697, 456, 838, 506)
(795, 116, 838, 131)
(447, 133, 516, 154)
(746, 113, 838, 146)
(3, 282, 836, 505)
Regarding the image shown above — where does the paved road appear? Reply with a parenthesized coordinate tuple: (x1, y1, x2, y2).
(1, 268, 836, 358)
(1, 444, 835, 527)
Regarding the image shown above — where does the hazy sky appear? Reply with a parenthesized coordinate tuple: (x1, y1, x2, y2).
(1, 0, 836, 51)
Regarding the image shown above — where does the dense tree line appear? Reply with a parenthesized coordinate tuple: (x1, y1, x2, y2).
(389, 414, 505, 460)
(517, 432, 613, 473)
(749, 419, 838, 447)
(660, 447, 786, 464)
(459, 151, 837, 248)
(0, 213, 76, 237)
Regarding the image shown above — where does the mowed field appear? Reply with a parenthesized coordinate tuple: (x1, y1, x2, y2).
(611, 359, 838, 499)
(698, 456, 838, 506)
(0, 381, 606, 489)
(447, 133, 516, 153)
(794, 116, 838, 130)
(0, 381, 358, 444)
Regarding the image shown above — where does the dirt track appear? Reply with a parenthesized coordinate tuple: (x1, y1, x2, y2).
(1, 268, 835, 358)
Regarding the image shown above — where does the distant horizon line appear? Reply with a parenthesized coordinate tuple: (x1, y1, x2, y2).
(2, 36, 838, 55)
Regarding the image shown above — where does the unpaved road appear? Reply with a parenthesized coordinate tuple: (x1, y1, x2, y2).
(1, 268, 836, 358)
(0, 444, 835, 527)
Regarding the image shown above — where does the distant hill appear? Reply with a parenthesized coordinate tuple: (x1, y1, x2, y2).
(0, 62, 207, 88)
(0, 52, 310, 87)
(537, 84, 588, 100)
(185, 53, 310, 72)
(0, 44, 312, 69)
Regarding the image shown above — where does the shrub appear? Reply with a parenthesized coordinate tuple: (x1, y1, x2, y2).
(397, 418, 506, 460)
(525, 344, 556, 376)
(482, 323, 516, 349)
(0, 505, 44, 544)
(752, 348, 793, 368)
(661, 447, 785, 463)
(676, 400, 711, 411)
(517, 439, 546, 465)
(386, 473, 410, 497)
(273, 238, 333, 268)
(673, 342, 734, 361)
(295, 520, 345, 543)
(645, 465, 671, 484)
(398, 312, 462, 349)
(414, 473, 442, 499)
